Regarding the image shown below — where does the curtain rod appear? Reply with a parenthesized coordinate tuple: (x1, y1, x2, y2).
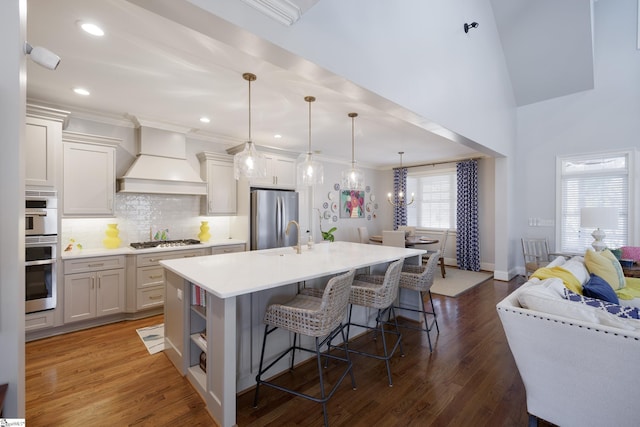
(401, 156, 485, 170)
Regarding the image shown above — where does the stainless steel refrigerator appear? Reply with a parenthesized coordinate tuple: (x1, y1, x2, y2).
(250, 189, 299, 250)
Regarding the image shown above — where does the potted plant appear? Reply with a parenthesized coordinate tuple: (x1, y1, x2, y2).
(315, 208, 337, 242)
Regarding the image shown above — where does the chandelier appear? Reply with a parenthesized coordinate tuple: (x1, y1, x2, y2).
(387, 151, 414, 206)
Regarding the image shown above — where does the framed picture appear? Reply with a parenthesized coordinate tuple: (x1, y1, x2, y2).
(340, 190, 365, 218)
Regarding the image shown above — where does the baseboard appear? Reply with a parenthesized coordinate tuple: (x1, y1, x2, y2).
(26, 307, 163, 342)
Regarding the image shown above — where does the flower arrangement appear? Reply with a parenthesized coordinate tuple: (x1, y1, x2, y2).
(315, 208, 337, 242)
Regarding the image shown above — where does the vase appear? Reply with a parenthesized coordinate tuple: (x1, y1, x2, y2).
(198, 221, 211, 242)
(103, 223, 121, 249)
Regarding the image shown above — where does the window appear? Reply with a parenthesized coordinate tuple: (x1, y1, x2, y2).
(558, 152, 630, 253)
(406, 167, 457, 229)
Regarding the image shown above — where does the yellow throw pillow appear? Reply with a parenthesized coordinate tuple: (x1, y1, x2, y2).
(584, 249, 626, 290)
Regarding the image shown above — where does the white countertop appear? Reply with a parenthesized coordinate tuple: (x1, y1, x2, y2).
(160, 241, 425, 299)
(60, 239, 246, 259)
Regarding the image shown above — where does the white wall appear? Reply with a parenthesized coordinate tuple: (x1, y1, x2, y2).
(515, 0, 640, 266)
(0, 0, 25, 417)
(185, 0, 517, 158)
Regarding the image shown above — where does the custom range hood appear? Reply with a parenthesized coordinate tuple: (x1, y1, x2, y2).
(118, 124, 206, 195)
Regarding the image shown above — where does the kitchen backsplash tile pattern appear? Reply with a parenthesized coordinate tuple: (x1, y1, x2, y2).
(61, 193, 231, 249)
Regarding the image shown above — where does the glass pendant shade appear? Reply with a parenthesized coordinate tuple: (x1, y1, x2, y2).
(341, 162, 365, 190)
(234, 140, 266, 180)
(341, 112, 364, 190)
(297, 96, 323, 186)
(233, 72, 267, 180)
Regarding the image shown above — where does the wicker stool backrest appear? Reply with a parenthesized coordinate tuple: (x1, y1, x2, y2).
(377, 258, 404, 307)
(317, 269, 355, 335)
(401, 250, 440, 292)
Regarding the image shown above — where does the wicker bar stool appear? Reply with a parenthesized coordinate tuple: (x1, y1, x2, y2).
(253, 270, 356, 427)
(345, 258, 405, 387)
(395, 250, 441, 352)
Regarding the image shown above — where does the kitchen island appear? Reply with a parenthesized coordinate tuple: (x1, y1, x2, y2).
(160, 241, 425, 427)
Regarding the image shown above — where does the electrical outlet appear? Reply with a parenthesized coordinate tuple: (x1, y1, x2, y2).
(177, 288, 183, 301)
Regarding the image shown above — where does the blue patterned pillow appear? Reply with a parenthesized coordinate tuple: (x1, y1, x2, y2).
(563, 288, 640, 319)
(582, 273, 619, 304)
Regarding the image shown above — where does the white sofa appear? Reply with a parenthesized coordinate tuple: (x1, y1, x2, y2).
(497, 254, 640, 427)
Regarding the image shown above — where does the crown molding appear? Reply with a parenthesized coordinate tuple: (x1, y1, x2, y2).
(240, 0, 319, 26)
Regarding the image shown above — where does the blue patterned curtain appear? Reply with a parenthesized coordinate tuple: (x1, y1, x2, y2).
(456, 160, 480, 271)
(392, 167, 408, 229)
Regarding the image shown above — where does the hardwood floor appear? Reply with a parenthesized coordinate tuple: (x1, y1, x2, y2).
(26, 275, 548, 426)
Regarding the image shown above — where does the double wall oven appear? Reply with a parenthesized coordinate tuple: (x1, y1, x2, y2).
(25, 190, 58, 314)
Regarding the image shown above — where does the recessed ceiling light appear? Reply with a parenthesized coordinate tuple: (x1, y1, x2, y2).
(79, 22, 104, 37)
(274, 134, 282, 139)
(200, 117, 211, 123)
(73, 87, 90, 96)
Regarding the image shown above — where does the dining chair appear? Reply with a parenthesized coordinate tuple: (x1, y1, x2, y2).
(358, 226, 370, 244)
(382, 230, 405, 247)
(397, 225, 416, 237)
(423, 229, 449, 278)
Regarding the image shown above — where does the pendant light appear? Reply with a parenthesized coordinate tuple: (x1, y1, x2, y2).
(296, 96, 324, 186)
(387, 151, 415, 206)
(341, 112, 365, 190)
(233, 72, 267, 180)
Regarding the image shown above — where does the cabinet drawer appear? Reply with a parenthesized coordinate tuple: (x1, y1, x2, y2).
(137, 266, 165, 288)
(64, 255, 125, 274)
(136, 249, 205, 267)
(210, 244, 245, 255)
(25, 310, 54, 331)
(137, 285, 164, 310)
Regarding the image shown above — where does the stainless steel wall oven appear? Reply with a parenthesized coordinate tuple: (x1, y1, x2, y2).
(25, 235, 57, 313)
(25, 190, 58, 236)
(25, 190, 58, 313)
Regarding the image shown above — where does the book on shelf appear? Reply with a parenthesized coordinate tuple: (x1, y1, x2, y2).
(191, 284, 206, 307)
(197, 331, 207, 349)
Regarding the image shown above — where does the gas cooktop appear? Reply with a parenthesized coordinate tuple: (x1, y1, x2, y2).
(130, 239, 202, 249)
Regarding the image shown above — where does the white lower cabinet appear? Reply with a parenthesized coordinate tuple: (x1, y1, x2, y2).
(63, 255, 126, 323)
(128, 248, 206, 312)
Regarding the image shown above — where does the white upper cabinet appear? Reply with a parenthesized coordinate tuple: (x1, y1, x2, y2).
(25, 105, 68, 189)
(250, 153, 296, 189)
(62, 132, 120, 216)
(197, 152, 237, 215)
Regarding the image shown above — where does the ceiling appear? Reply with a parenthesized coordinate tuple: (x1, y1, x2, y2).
(25, 0, 595, 169)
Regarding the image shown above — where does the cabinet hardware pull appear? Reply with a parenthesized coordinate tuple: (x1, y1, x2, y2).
(183, 254, 196, 258)
(88, 263, 105, 267)
(149, 275, 163, 279)
(149, 258, 159, 262)
(91, 277, 95, 289)
(149, 295, 162, 300)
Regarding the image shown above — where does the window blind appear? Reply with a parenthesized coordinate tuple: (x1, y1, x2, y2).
(407, 169, 457, 229)
(559, 153, 629, 252)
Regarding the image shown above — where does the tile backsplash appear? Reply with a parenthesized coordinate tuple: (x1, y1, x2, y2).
(61, 193, 231, 249)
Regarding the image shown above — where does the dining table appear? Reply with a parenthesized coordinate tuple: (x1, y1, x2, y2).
(370, 235, 439, 247)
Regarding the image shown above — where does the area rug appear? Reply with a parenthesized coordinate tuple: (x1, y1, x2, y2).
(136, 324, 165, 355)
(431, 268, 493, 297)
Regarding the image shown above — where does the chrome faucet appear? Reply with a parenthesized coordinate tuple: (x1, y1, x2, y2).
(285, 220, 302, 254)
